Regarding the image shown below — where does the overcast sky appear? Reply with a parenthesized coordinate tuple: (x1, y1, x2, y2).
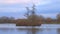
(0, 0, 60, 19)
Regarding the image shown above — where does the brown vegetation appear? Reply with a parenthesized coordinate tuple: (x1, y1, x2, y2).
(0, 13, 60, 26)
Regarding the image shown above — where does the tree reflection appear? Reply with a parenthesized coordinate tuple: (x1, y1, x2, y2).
(27, 27, 40, 34)
(31, 28, 38, 34)
(57, 28, 60, 34)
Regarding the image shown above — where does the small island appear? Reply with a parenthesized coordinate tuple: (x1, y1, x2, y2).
(0, 5, 60, 26)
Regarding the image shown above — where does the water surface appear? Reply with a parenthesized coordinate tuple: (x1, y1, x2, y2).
(0, 24, 60, 34)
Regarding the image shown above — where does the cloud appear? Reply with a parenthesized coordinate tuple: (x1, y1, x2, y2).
(0, 0, 60, 13)
(0, 0, 31, 4)
(0, 0, 52, 6)
(0, 0, 52, 13)
(0, 8, 26, 12)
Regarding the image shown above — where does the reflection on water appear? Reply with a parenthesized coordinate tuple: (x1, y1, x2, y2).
(0, 24, 60, 34)
(0, 28, 59, 34)
(0, 28, 16, 34)
(27, 27, 39, 34)
(57, 28, 60, 34)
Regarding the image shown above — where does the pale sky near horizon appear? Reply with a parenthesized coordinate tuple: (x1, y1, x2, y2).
(0, 0, 60, 19)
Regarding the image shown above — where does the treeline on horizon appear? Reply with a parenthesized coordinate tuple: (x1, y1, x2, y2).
(0, 13, 60, 25)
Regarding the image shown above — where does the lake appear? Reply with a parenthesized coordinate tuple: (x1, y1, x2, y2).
(0, 24, 60, 34)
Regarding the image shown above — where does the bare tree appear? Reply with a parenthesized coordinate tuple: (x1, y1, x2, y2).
(25, 4, 41, 26)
